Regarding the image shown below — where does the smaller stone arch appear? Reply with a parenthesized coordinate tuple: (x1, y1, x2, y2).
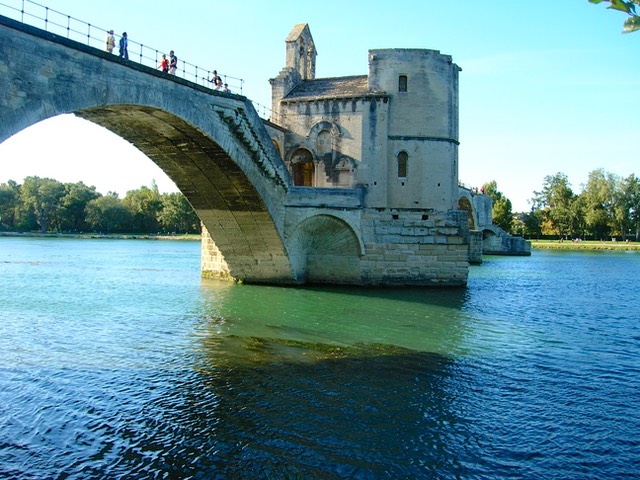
(287, 214, 363, 284)
(457, 196, 475, 230)
(308, 121, 341, 145)
(457, 186, 481, 231)
(309, 121, 340, 162)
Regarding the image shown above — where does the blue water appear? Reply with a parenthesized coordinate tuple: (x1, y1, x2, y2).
(0, 237, 639, 479)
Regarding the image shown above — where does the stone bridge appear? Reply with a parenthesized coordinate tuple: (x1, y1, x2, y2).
(0, 14, 472, 286)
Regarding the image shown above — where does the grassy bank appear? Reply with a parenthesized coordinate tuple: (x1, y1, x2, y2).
(0, 231, 201, 241)
(530, 239, 640, 251)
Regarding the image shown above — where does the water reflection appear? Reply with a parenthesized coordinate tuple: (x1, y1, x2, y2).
(197, 279, 471, 356)
(181, 281, 473, 478)
(192, 338, 459, 479)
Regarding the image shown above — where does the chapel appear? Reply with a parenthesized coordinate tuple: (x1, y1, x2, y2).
(266, 23, 462, 212)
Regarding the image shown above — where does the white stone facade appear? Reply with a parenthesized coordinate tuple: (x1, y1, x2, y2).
(263, 24, 470, 286)
(269, 25, 461, 213)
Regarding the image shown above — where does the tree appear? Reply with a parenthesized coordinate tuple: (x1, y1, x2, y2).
(20, 176, 65, 232)
(157, 192, 200, 233)
(58, 181, 100, 232)
(620, 174, 640, 240)
(533, 173, 576, 238)
(482, 180, 514, 233)
(122, 182, 163, 233)
(580, 169, 617, 240)
(85, 194, 132, 233)
(0, 180, 20, 230)
(589, 0, 640, 33)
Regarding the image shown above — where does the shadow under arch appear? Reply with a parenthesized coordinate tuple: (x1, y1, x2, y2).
(287, 214, 363, 285)
(74, 104, 294, 283)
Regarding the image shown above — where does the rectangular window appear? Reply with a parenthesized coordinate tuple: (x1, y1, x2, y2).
(398, 75, 407, 92)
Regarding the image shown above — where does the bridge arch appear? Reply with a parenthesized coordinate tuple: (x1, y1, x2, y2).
(457, 195, 476, 230)
(286, 214, 363, 285)
(0, 15, 296, 284)
(457, 187, 480, 230)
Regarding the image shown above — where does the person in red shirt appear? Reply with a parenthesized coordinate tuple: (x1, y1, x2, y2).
(158, 54, 169, 73)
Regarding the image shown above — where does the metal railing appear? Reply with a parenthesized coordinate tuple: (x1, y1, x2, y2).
(0, 0, 249, 95)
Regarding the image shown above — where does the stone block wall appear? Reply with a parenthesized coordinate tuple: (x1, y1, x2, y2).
(201, 224, 231, 279)
(468, 230, 483, 264)
(358, 208, 468, 286)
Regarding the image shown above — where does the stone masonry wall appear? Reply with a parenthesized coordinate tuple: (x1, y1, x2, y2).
(359, 209, 468, 286)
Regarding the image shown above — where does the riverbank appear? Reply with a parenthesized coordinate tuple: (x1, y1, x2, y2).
(0, 231, 200, 241)
(530, 239, 640, 251)
(4, 232, 639, 251)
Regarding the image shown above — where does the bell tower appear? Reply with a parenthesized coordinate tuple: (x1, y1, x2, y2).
(285, 23, 316, 81)
(270, 23, 317, 121)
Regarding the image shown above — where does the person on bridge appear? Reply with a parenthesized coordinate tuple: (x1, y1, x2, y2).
(158, 54, 169, 73)
(119, 32, 128, 59)
(169, 51, 178, 75)
(105, 30, 115, 54)
(209, 70, 222, 88)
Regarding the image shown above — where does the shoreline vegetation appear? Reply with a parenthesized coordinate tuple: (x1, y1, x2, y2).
(0, 231, 200, 241)
(529, 239, 640, 251)
(2, 232, 639, 251)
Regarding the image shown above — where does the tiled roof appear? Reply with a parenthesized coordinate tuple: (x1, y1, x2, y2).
(283, 75, 386, 101)
(286, 23, 308, 42)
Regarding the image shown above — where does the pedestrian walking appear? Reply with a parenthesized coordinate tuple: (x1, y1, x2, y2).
(105, 30, 115, 53)
(169, 50, 178, 75)
(119, 32, 128, 59)
(158, 53, 169, 73)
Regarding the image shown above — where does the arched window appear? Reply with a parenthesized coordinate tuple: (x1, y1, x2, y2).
(316, 130, 332, 157)
(398, 75, 408, 92)
(397, 151, 408, 178)
(290, 148, 314, 186)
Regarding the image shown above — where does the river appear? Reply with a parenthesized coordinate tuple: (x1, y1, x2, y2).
(0, 237, 638, 479)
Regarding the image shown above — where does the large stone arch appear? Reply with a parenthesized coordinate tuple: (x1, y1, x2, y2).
(0, 15, 296, 284)
(286, 214, 362, 284)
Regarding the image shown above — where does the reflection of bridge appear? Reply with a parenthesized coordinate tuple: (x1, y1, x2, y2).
(1, 13, 501, 286)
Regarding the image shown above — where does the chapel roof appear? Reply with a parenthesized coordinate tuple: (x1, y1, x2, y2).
(286, 23, 308, 42)
(282, 75, 386, 101)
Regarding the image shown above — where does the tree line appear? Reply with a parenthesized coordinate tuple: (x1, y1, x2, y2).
(483, 169, 640, 241)
(0, 176, 200, 234)
(4, 169, 638, 241)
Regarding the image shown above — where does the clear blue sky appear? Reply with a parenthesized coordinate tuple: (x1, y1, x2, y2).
(1, 0, 638, 212)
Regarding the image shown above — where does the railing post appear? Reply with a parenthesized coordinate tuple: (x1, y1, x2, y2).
(44, 6, 48, 31)
(66, 15, 70, 38)
(87, 23, 91, 45)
